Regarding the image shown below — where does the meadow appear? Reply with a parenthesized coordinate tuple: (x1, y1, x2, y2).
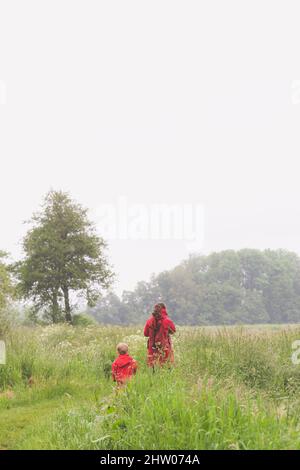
(1, 324, 300, 450)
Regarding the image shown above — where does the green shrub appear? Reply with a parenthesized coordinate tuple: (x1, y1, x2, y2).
(72, 314, 97, 326)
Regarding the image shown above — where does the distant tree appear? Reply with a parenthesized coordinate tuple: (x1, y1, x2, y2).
(15, 191, 114, 323)
(90, 292, 130, 325)
(262, 250, 300, 323)
(0, 251, 15, 336)
(122, 277, 160, 323)
(0, 252, 14, 309)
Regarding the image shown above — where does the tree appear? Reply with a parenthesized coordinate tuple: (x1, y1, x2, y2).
(0, 252, 13, 310)
(15, 190, 114, 323)
(89, 292, 130, 324)
(0, 251, 15, 337)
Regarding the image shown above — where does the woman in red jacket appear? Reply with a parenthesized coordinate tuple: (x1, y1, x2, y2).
(144, 303, 176, 367)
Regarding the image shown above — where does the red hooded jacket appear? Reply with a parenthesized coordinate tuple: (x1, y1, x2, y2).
(112, 353, 138, 384)
(144, 308, 176, 366)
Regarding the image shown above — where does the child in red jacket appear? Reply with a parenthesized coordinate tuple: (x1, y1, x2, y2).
(112, 343, 138, 386)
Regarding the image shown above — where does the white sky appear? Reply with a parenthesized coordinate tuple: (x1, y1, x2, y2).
(1, 1, 300, 295)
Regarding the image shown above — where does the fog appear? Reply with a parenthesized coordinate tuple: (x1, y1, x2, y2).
(1, 1, 300, 294)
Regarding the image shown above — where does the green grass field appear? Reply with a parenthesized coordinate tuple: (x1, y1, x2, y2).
(1, 324, 300, 449)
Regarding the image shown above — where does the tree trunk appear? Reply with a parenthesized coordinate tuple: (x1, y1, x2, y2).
(51, 289, 61, 323)
(62, 286, 72, 323)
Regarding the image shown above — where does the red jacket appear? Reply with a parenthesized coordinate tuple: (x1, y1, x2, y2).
(144, 308, 176, 365)
(112, 353, 138, 384)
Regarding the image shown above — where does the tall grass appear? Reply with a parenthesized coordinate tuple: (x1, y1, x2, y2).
(1, 324, 300, 449)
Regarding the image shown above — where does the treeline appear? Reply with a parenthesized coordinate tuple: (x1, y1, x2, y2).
(90, 249, 300, 325)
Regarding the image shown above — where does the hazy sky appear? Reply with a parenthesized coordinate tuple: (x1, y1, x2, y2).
(1, 1, 300, 295)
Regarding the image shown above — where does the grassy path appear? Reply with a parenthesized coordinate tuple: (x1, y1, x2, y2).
(0, 376, 112, 449)
(0, 381, 104, 450)
(0, 397, 71, 450)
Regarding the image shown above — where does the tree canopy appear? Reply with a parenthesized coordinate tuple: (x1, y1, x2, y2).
(15, 190, 114, 323)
